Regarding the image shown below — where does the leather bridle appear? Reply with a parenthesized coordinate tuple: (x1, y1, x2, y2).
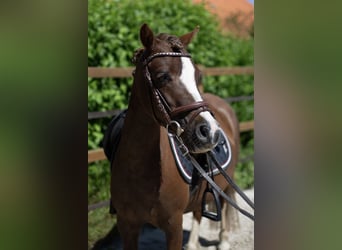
(140, 52, 255, 221)
(142, 52, 210, 135)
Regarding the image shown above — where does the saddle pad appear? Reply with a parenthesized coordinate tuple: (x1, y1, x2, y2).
(102, 109, 128, 165)
(168, 129, 232, 184)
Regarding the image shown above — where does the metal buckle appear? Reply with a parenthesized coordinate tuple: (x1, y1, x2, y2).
(166, 120, 184, 137)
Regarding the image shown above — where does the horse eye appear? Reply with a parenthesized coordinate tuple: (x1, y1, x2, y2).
(156, 73, 171, 86)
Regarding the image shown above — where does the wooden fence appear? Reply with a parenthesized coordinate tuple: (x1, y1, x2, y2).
(88, 66, 254, 78)
(88, 66, 254, 210)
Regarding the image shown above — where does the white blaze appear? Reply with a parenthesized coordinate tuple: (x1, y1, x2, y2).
(179, 57, 219, 131)
(179, 57, 202, 102)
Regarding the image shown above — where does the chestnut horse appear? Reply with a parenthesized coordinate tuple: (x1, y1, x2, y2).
(110, 24, 240, 250)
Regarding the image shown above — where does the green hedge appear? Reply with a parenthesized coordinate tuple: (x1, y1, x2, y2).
(88, 0, 254, 202)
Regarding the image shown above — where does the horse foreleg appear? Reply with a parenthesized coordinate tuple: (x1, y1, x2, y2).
(218, 191, 240, 250)
(184, 211, 201, 250)
(162, 213, 184, 250)
(116, 215, 141, 250)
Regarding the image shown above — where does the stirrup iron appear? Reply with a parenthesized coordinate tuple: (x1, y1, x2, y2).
(201, 186, 222, 221)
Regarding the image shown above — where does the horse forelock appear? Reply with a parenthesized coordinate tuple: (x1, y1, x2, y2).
(132, 33, 188, 66)
(160, 34, 184, 52)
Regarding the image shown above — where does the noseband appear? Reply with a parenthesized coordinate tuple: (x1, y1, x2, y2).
(142, 52, 210, 135)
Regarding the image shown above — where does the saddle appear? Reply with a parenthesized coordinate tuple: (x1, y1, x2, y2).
(101, 109, 127, 166)
(101, 110, 127, 215)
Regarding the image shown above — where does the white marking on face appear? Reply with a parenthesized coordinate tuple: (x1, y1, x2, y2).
(179, 58, 220, 132)
(179, 57, 202, 102)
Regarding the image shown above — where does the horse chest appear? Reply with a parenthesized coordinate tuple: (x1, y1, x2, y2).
(112, 154, 162, 202)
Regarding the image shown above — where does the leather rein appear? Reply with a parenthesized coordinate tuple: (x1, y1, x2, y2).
(142, 52, 210, 135)
(141, 52, 255, 221)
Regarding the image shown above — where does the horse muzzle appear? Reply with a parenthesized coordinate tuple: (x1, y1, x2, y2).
(196, 121, 220, 146)
(182, 111, 221, 154)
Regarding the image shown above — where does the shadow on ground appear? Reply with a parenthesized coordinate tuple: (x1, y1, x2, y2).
(92, 223, 219, 250)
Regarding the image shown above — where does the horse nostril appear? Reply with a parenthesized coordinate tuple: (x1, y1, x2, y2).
(196, 123, 220, 147)
(200, 125, 209, 137)
(196, 123, 210, 140)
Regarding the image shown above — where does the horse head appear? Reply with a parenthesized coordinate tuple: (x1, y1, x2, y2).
(133, 23, 220, 154)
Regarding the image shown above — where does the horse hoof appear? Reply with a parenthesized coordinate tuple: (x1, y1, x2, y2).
(218, 231, 230, 250)
(218, 241, 231, 250)
(184, 242, 200, 250)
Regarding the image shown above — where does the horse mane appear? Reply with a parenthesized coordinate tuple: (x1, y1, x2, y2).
(131, 48, 145, 66)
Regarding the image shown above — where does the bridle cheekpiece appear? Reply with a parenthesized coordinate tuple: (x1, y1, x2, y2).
(141, 51, 210, 136)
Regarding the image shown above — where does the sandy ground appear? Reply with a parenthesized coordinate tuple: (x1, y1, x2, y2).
(182, 188, 254, 250)
(93, 188, 254, 250)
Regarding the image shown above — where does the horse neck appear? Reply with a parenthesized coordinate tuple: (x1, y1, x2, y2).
(123, 75, 161, 148)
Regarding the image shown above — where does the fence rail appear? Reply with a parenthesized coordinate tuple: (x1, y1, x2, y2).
(88, 66, 254, 78)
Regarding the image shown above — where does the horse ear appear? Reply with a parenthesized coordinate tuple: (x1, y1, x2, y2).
(179, 26, 199, 47)
(140, 23, 154, 49)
